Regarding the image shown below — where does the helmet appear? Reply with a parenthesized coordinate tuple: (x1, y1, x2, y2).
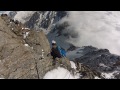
(52, 40, 56, 44)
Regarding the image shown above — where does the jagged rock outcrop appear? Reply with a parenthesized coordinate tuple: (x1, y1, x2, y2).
(25, 30, 50, 56)
(0, 16, 38, 79)
(74, 60, 103, 79)
(0, 16, 48, 79)
(75, 46, 120, 72)
(0, 15, 104, 79)
(73, 46, 120, 79)
(25, 11, 67, 30)
(7, 11, 72, 50)
(0, 15, 73, 79)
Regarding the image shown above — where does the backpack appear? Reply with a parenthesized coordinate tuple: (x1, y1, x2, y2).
(57, 46, 66, 57)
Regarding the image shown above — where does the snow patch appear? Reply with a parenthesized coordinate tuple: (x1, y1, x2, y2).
(43, 67, 79, 79)
(99, 63, 108, 68)
(41, 49, 45, 59)
(23, 32, 29, 39)
(101, 72, 115, 79)
(24, 44, 29, 47)
(94, 76, 101, 79)
(70, 61, 77, 69)
(22, 27, 30, 30)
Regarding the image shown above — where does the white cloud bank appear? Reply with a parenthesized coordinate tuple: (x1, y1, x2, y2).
(60, 11, 120, 55)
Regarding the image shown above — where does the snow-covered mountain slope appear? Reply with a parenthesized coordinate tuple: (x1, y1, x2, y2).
(7, 11, 66, 32)
(67, 46, 98, 60)
(25, 11, 67, 32)
(24, 11, 71, 49)
(72, 46, 120, 79)
(14, 11, 35, 23)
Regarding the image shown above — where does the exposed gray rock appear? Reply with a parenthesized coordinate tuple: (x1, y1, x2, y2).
(0, 16, 54, 79)
(0, 15, 104, 79)
(0, 16, 74, 79)
(25, 30, 50, 56)
(25, 11, 67, 30)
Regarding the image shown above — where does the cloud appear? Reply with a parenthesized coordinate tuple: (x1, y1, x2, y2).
(59, 11, 120, 55)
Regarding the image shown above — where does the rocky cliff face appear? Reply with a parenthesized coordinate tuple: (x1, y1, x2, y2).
(7, 11, 67, 32)
(7, 11, 71, 49)
(4, 11, 120, 79)
(0, 15, 58, 79)
(0, 15, 105, 79)
(25, 11, 67, 31)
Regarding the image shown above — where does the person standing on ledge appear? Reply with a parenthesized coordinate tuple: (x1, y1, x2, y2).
(50, 40, 66, 65)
